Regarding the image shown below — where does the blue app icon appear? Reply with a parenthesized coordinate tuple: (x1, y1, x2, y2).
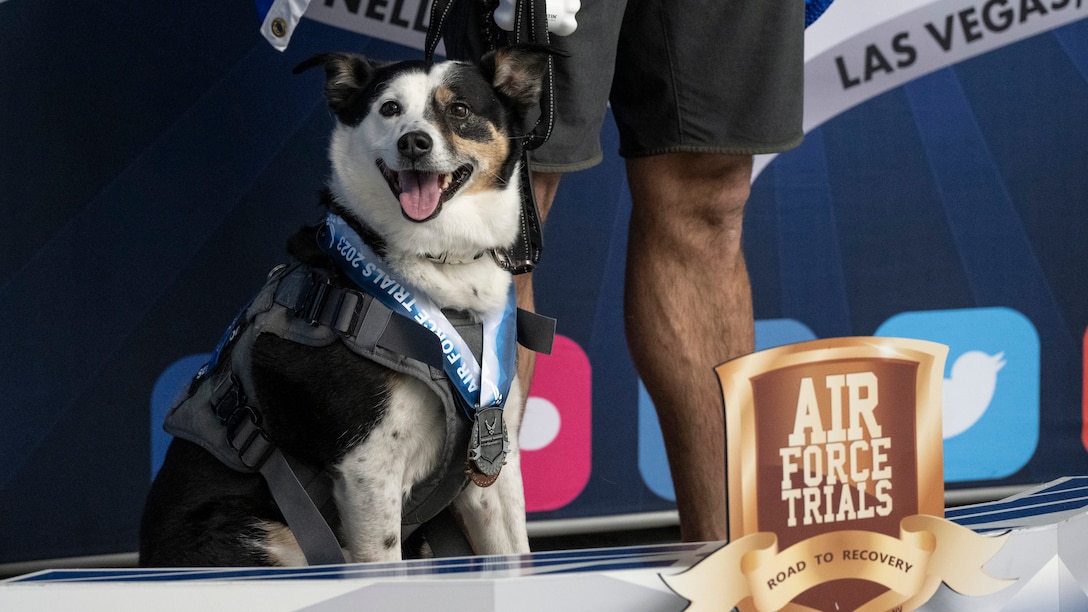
(638, 319, 817, 501)
(876, 307, 1039, 482)
(150, 354, 210, 479)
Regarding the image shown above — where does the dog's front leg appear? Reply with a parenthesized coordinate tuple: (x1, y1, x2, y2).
(333, 378, 447, 563)
(452, 388, 530, 556)
(453, 443, 530, 555)
(333, 444, 407, 563)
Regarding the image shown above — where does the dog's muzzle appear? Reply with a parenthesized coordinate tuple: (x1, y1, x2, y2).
(377, 155, 473, 223)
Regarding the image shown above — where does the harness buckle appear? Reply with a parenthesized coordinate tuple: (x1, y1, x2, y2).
(211, 375, 247, 424)
(303, 278, 332, 326)
(292, 274, 364, 334)
(227, 405, 275, 470)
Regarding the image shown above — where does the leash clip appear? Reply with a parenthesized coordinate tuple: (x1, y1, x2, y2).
(491, 247, 535, 275)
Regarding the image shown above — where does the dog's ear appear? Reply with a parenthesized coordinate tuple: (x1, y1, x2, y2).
(481, 45, 562, 108)
(294, 53, 379, 125)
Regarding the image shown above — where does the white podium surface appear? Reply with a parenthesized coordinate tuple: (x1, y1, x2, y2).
(4, 477, 1087, 611)
(922, 476, 1088, 610)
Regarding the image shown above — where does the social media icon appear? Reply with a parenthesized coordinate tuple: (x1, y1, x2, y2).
(522, 335, 592, 512)
(638, 319, 817, 501)
(150, 354, 210, 479)
(637, 382, 673, 501)
(942, 350, 1005, 438)
(876, 307, 1039, 482)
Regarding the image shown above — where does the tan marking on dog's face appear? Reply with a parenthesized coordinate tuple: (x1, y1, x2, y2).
(451, 123, 510, 195)
(434, 84, 456, 109)
(428, 81, 512, 195)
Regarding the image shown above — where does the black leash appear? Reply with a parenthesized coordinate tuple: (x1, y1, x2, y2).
(424, 0, 553, 274)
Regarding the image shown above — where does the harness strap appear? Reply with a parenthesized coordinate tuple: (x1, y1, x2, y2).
(229, 408, 345, 565)
(517, 307, 556, 355)
(277, 263, 554, 356)
(261, 451, 344, 564)
(274, 267, 445, 369)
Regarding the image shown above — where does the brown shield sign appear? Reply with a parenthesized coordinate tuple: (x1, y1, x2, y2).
(716, 337, 946, 611)
(662, 337, 1010, 611)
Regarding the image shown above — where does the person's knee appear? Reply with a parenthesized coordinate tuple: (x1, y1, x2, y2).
(627, 153, 753, 248)
(684, 154, 752, 227)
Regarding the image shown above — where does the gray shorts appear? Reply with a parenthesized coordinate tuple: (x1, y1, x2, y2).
(444, 0, 805, 172)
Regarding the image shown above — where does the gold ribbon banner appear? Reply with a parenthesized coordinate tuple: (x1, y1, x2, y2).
(662, 515, 1013, 612)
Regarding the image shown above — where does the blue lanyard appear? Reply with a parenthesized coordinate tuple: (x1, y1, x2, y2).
(318, 213, 517, 414)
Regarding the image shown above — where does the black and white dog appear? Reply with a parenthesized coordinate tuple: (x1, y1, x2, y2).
(140, 47, 551, 567)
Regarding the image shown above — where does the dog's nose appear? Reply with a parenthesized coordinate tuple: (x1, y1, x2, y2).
(397, 131, 432, 160)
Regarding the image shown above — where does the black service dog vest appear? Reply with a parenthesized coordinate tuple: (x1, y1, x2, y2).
(163, 261, 553, 564)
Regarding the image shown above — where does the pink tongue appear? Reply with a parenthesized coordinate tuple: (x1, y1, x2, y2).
(398, 170, 443, 220)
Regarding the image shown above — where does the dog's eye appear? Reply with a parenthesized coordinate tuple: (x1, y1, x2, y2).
(379, 101, 401, 117)
(448, 103, 470, 119)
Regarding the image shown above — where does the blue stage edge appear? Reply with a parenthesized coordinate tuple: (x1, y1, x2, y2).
(3, 477, 1087, 610)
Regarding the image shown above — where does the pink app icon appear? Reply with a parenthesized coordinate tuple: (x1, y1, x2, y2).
(520, 335, 592, 512)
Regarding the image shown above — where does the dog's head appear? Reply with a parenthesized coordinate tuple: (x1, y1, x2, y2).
(296, 48, 551, 259)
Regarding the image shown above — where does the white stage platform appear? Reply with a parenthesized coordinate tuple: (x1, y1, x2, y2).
(3, 477, 1087, 611)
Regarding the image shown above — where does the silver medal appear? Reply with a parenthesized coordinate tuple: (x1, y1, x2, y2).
(468, 406, 509, 484)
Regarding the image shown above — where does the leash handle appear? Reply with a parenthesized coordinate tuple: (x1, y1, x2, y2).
(510, 0, 555, 150)
(423, 0, 453, 62)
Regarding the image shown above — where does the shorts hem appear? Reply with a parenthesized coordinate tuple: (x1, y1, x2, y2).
(527, 153, 605, 173)
(619, 136, 805, 159)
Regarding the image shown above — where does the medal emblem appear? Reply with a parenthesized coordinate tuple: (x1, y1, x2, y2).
(467, 406, 509, 487)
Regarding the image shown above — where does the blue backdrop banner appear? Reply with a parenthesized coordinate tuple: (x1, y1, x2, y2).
(1, 0, 1085, 565)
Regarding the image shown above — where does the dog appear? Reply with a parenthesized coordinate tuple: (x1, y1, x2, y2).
(139, 46, 552, 567)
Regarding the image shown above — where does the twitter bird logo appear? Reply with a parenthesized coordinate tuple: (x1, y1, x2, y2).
(942, 351, 1006, 438)
(877, 307, 1039, 482)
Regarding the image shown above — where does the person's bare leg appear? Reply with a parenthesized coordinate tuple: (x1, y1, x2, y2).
(512, 171, 562, 409)
(624, 152, 755, 542)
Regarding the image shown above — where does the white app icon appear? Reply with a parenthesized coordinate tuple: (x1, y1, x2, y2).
(942, 351, 1006, 439)
(520, 396, 562, 451)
